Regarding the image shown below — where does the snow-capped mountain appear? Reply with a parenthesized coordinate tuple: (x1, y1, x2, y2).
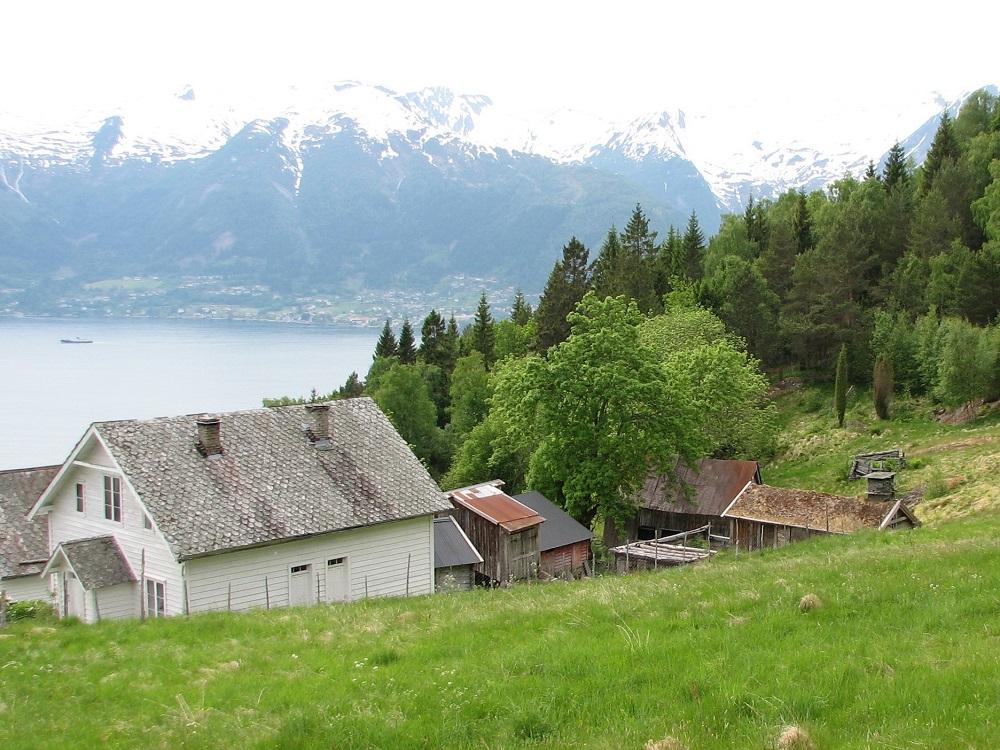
(0, 81, 991, 296)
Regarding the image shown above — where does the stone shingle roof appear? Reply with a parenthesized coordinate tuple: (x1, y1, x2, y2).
(0, 466, 58, 579)
(57, 536, 135, 590)
(96, 398, 451, 559)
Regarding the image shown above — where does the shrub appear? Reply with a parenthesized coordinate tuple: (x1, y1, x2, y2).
(6, 599, 55, 623)
(925, 468, 948, 500)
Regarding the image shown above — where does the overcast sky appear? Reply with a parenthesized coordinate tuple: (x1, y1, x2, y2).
(4, 0, 998, 134)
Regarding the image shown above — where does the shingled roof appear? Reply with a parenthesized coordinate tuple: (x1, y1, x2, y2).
(45, 536, 136, 590)
(638, 458, 761, 516)
(0, 465, 58, 579)
(722, 484, 916, 533)
(89, 398, 451, 559)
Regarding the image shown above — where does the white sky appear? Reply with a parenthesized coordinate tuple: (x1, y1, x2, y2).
(2, 0, 999, 136)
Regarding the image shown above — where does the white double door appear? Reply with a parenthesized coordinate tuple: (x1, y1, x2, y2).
(288, 558, 349, 606)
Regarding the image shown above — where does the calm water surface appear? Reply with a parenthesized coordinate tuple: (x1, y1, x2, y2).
(0, 318, 379, 469)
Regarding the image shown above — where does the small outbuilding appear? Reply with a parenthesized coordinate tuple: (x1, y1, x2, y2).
(514, 490, 592, 578)
(433, 516, 482, 592)
(448, 482, 544, 585)
(721, 483, 919, 551)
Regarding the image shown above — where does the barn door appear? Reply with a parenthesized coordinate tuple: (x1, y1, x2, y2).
(325, 557, 349, 603)
(288, 564, 315, 607)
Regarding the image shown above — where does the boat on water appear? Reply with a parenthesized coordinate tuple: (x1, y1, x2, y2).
(60, 337, 93, 344)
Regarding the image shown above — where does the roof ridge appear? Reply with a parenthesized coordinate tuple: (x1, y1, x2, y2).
(92, 397, 376, 427)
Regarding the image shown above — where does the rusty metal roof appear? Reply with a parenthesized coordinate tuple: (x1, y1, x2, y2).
(638, 458, 761, 516)
(449, 484, 544, 532)
(722, 484, 915, 533)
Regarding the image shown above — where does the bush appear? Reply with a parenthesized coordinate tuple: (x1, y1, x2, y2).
(925, 468, 948, 500)
(6, 599, 55, 623)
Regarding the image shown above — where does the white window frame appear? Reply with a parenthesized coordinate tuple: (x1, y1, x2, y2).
(145, 578, 166, 617)
(103, 475, 122, 523)
(75, 482, 85, 513)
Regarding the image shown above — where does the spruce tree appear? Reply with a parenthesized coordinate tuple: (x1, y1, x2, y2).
(680, 211, 706, 280)
(590, 226, 626, 298)
(373, 319, 398, 359)
(442, 315, 461, 373)
(881, 142, 910, 192)
(397, 319, 417, 364)
(793, 191, 813, 253)
(834, 344, 848, 427)
(510, 290, 533, 325)
(864, 160, 878, 181)
(921, 112, 960, 194)
(620, 203, 657, 258)
(418, 309, 446, 367)
(536, 236, 591, 352)
(471, 292, 496, 367)
(873, 357, 894, 420)
(338, 371, 364, 398)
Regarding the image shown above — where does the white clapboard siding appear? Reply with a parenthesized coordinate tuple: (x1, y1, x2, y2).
(45, 439, 184, 616)
(184, 516, 433, 613)
(0, 575, 52, 603)
(95, 583, 139, 621)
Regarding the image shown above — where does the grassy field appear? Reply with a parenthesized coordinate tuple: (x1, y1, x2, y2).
(2, 514, 999, 749)
(765, 384, 1000, 523)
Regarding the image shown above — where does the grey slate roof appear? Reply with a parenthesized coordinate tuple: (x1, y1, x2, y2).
(514, 491, 593, 552)
(433, 516, 483, 568)
(95, 398, 451, 559)
(57, 536, 135, 590)
(0, 466, 58, 579)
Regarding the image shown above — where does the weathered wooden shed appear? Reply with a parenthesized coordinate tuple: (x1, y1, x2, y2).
(448, 483, 544, 585)
(513, 490, 592, 578)
(721, 483, 919, 551)
(433, 516, 482, 592)
(604, 458, 761, 547)
(849, 449, 905, 480)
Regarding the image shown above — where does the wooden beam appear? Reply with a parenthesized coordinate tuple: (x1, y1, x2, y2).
(72, 460, 122, 474)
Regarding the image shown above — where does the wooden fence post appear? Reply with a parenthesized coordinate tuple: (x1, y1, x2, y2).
(406, 553, 412, 596)
(265, 576, 270, 610)
(227, 582, 232, 611)
(139, 548, 146, 621)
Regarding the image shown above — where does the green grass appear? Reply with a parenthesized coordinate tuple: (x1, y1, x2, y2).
(766, 385, 1000, 523)
(3, 516, 1000, 749)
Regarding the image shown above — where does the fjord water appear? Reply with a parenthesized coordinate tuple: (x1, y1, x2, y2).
(0, 318, 379, 470)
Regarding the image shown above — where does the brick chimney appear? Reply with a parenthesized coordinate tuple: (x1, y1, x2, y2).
(305, 403, 331, 444)
(196, 415, 223, 456)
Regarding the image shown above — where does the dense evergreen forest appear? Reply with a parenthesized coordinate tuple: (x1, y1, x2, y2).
(271, 90, 1000, 530)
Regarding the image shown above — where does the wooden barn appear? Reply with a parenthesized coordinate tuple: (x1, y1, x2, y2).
(448, 483, 543, 585)
(433, 516, 482, 592)
(722, 483, 919, 551)
(604, 458, 761, 547)
(513, 490, 592, 578)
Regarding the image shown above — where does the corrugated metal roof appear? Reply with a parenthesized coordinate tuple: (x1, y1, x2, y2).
(433, 516, 483, 567)
(639, 458, 760, 516)
(449, 484, 544, 532)
(513, 490, 592, 552)
(0, 465, 58, 579)
(722, 484, 910, 533)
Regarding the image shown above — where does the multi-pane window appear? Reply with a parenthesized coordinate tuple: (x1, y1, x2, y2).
(75, 483, 85, 513)
(145, 579, 166, 617)
(103, 476, 122, 522)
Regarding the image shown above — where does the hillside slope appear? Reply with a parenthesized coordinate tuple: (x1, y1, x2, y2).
(766, 385, 1000, 524)
(2, 513, 998, 749)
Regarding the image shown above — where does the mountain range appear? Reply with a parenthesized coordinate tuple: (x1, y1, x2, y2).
(0, 82, 993, 295)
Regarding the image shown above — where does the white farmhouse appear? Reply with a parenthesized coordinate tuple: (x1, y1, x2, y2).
(28, 398, 451, 622)
(0, 465, 59, 602)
